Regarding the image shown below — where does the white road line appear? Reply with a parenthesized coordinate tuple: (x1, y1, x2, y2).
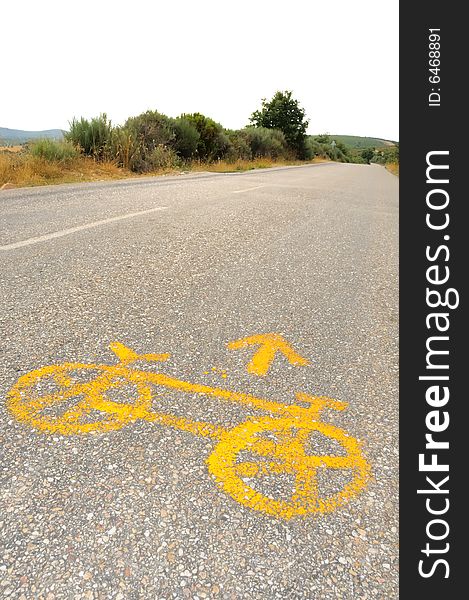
(231, 185, 265, 194)
(1, 206, 168, 251)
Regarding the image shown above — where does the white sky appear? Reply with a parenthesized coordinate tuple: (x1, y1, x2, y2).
(1, 0, 399, 140)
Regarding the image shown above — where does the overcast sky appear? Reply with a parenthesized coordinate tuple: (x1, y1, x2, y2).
(2, 1, 398, 140)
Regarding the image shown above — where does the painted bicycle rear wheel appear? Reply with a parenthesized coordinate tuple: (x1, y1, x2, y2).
(6, 363, 153, 435)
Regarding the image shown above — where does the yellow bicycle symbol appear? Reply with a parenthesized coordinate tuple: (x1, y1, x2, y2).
(6, 342, 371, 519)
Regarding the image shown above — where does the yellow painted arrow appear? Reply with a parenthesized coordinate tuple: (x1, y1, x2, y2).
(228, 333, 310, 376)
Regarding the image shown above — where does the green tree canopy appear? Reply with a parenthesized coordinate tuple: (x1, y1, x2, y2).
(250, 91, 309, 158)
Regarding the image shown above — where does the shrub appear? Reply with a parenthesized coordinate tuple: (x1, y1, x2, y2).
(306, 136, 350, 162)
(29, 139, 79, 162)
(300, 137, 316, 160)
(361, 148, 374, 164)
(241, 127, 290, 159)
(148, 145, 180, 170)
(118, 111, 179, 172)
(225, 130, 252, 161)
(306, 138, 323, 158)
(314, 134, 331, 144)
(110, 127, 143, 171)
(66, 114, 113, 160)
(123, 147, 152, 173)
(381, 145, 399, 164)
(172, 117, 200, 159)
(124, 110, 175, 150)
(181, 113, 229, 160)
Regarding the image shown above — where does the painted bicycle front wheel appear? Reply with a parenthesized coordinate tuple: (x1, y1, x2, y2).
(207, 416, 371, 519)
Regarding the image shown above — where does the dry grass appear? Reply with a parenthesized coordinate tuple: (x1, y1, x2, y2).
(191, 156, 327, 173)
(0, 153, 132, 188)
(0, 153, 330, 190)
(0, 145, 24, 153)
(386, 162, 399, 176)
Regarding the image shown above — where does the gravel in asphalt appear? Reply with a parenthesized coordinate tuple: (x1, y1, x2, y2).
(0, 163, 398, 599)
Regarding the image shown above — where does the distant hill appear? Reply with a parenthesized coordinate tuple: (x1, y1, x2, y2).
(0, 127, 64, 145)
(327, 135, 396, 149)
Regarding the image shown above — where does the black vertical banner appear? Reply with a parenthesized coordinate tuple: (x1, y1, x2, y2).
(400, 2, 464, 596)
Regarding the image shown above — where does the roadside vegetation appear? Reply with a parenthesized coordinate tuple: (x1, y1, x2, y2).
(1, 91, 399, 188)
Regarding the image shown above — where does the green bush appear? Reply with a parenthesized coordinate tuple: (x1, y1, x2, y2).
(305, 138, 323, 158)
(346, 148, 366, 164)
(380, 145, 399, 164)
(241, 127, 290, 159)
(301, 137, 318, 160)
(111, 127, 143, 171)
(361, 148, 374, 164)
(148, 145, 180, 170)
(226, 130, 252, 161)
(181, 113, 229, 160)
(66, 114, 113, 160)
(172, 117, 200, 159)
(306, 136, 351, 162)
(117, 111, 178, 172)
(314, 134, 331, 144)
(225, 127, 291, 161)
(124, 111, 175, 150)
(29, 139, 80, 162)
(371, 148, 397, 165)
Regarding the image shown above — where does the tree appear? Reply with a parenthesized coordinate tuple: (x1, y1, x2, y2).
(250, 91, 309, 158)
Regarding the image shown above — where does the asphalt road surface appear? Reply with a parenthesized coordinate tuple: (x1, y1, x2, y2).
(0, 163, 398, 599)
